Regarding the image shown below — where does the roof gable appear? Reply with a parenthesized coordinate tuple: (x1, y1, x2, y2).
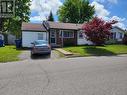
(111, 26, 125, 33)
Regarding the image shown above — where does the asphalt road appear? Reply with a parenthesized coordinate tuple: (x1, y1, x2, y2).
(0, 55, 127, 95)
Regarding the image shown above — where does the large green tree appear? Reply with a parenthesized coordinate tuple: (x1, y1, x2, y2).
(48, 11, 54, 21)
(57, 0, 95, 23)
(3, 0, 31, 38)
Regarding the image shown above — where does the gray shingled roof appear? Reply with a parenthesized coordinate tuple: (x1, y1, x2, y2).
(47, 21, 83, 30)
(22, 22, 46, 31)
(22, 21, 84, 31)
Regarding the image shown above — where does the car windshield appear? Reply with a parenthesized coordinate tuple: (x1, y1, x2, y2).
(34, 40, 48, 45)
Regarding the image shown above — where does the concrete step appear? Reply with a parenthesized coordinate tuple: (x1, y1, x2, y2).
(55, 48, 73, 56)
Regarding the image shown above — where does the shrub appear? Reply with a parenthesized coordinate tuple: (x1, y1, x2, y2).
(82, 17, 117, 45)
(105, 39, 118, 45)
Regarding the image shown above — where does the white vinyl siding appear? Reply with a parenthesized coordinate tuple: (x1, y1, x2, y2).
(22, 31, 48, 47)
(110, 28, 124, 41)
(0, 34, 4, 40)
(77, 31, 93, 45)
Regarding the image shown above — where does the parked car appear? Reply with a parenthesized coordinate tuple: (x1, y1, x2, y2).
(31, 40, 51, 55)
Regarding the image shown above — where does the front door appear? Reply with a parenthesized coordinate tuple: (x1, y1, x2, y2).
(50, 30, 56, 44)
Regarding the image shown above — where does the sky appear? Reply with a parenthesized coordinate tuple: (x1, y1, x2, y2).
(30, 0, 127, 29)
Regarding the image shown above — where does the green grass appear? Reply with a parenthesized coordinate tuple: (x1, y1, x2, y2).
(63, 45, 127, 56)
(0, 46, 21, 63)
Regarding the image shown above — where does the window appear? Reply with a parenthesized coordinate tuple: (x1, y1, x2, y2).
(0, 34, 3, 40)
(78, 32, 83, 39)
(51, 31, 55, 38)
(119, 33, 123, 39)
(114, 32, 116, 39)
(38, 33, 43, 40)
(110, 32, 116, 39)
(63, 31, 74, 38)
(0, 35, 2, 40)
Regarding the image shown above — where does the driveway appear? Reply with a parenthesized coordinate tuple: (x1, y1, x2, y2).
(18, 50, 62, 60)
(0, 55, 127, 95)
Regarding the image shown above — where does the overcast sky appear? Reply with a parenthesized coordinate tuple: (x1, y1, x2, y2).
(30, 0, 127, 29)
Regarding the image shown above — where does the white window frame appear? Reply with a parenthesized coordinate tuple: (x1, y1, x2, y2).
(119, 32, 123, 39)
(38, 33, 43, 40)
(78, 30, 84, 39)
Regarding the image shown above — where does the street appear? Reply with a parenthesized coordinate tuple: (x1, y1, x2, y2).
(0, 55, 127, 95)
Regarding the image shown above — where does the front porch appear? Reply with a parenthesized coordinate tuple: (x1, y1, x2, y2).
(49, 29, 77, 48)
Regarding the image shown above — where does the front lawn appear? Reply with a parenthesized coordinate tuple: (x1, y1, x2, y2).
(0, 46, 21, 63)
(63, 45, 127, 56)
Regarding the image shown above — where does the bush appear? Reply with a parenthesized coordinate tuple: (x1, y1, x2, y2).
(82, 17, 117, 45)
(105, 39, 118, 45)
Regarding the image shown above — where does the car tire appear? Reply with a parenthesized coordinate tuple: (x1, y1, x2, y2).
(47, 52, 51, 55)
(31, 51, 34, 56)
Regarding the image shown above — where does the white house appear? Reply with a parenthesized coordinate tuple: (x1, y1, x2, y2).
(110, 26, 125, 41)
(22, 23, 48, 47)
(21, 21, 125, 48)
(0, 34, 4, 40)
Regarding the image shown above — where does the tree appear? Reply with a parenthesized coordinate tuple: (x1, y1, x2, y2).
(57, 0, 95, 23)
(3, 0, 31, 38)
(82, 17, 117, 45)
(48, 11, 54, 21)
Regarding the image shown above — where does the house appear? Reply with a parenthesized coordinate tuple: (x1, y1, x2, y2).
(110, 26, 125, 42)
(22, 21, 92, 47)
(7, 34, 16, 45)
(0, 33, 16, 45)
(21, 21, 125, 47)
(22, 23, 48, 47)
(0, 34, 4, 40)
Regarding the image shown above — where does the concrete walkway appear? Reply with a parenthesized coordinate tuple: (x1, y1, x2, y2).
(55, 48, 73, 56)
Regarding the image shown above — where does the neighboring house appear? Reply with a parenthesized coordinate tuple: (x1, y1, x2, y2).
(7, 34, 16, 45)
(110, 26, 125, 42)
(21, 21, 125, 48)
(0, 33, 16, 45)
(0, 34, 4, 40)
